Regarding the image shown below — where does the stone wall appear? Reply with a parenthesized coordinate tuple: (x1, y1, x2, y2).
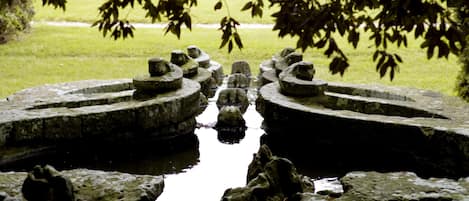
(0, 79, 201, 164)
(257, 82, 469, 177)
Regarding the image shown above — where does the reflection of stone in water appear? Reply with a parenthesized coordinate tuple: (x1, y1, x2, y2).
(1, 134, 200, 176)
(215, 106, 247, 144)
(217, 130, 246, 144)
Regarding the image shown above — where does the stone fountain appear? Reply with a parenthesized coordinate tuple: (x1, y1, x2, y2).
(257, 48, 469, 178)
(0, 57, 206, 200)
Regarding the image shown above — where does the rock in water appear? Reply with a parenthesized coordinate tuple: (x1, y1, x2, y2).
(21, 165, 74, 201)
(221, 145, 314, 201)
(231, 60, 251, 78)
(215, 106, 247, 144)
(227, 73, 250, 91)
(216, 88, 249, 114)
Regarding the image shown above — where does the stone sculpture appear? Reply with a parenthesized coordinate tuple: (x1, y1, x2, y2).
(186, 45, 224, 86)
(170, 50, 199, 77)
(221, 145, 314, 201)
(275, 52, 303, 76)
(231, 60, 251, 78)
(278, 61, 327, 97)
(187, 45, 210, 68)
(216, 88, 249, 114)
(133, 57, 183, 97)
(227, 73, 250, 91)
(22, 165, 74, 201)
(215, 106, 247, 144)
(171, 48, 217, 98)
(259, 47, 305, 86)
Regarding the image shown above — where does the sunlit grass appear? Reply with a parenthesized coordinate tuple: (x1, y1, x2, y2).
(0, 24, 460, 98)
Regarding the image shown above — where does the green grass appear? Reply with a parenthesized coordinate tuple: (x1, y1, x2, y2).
(0, 24, 460, 98)
(32, 0, 276, 24)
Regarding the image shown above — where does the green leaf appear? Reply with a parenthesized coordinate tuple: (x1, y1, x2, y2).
(214, 1, 222, 10)
(183, 12, 192, 30)
(427, 44, 435, 59)
(241, 2, 253, 11)
(233, 32, 243, 49)
(376, 54, 386, 71)
(228, 40, 233, 53)
(373, 51, 379, 61)
(394, 54, 403, 63)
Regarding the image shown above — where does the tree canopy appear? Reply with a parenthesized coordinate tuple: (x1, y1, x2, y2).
(40, 0, 467, 80)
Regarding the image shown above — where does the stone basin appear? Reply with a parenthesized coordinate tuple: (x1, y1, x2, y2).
(257, 81, 469, 177)
(0, 79, 201, 164)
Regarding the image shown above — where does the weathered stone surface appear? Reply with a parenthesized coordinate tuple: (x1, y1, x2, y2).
(280, 47, 295, 57)
(170, 50, 199, 77)
(231, 60, 251, 78)
(221, 145, 314, 201)
(0, 169, 164, 201)
(215, 106, 246, 129)
(12, 118, 43, 143)
(208, 61, 224, 86)
(0, 78, 200, 158)
(336, 171, 469, 201)
(259, 69, 277, 86)
(257, 81, 469, 177)
(0, 122, 13, 147)
(279, 61, 327, 97)
(227, 73, 250, 90)
(275, 52, 303, 76)
(148, 57, 171, 76)
(0, 191, 20, 201)
(187, 45, 210, 68)
(132, 62, 183, 93)
(198, 92, 208, 115)
(22, 165, 74, 201)
(64, 169, 164, 201)
(0, 172, 26, 199)
(297, 193, 329, 201)
(216, 88, 249, 114)
(189, 68, 216, 98)
(43, 114, 81, 140)
(259, 47, 303, 86)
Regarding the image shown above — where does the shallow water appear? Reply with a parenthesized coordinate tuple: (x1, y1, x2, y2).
(157, 103, 264, 200)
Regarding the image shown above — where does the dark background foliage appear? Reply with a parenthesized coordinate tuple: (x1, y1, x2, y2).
(455, 2, 469, 101)
(0, 0, 34, 43)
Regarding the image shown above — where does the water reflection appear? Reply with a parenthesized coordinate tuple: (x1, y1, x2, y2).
(0, 135, 200, 176)
(217, 130, 246, 144)
(156, 103, 264, 201)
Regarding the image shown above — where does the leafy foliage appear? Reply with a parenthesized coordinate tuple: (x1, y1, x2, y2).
(89, 0, 196, 40)
(40, 0, 467, 81)
(41, 0, 66, 10)
(267, 0, 466, 80)
(455, 2, 469, 101)
(0, 0, 34, 43)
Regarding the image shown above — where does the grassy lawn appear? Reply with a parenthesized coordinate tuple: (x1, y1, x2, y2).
(0, 24, 460, 99)
(32, 0, 277, 24)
